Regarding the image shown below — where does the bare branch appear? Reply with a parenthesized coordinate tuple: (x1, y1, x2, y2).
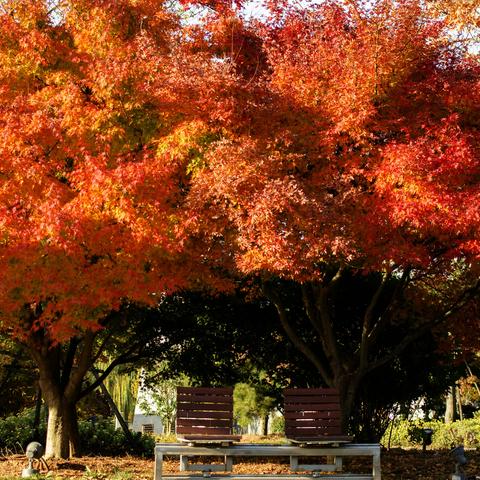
(263, 281, 333, 385)
(365, 276, 480, 375)
(313, 267, 345, 372)
(358, 270, 391, 370)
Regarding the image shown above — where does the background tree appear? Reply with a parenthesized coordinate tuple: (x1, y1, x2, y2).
(138, 286, 457, 440)
(138, 368, 190, 435)
(0, 336, 38, 417)
(178, 0, 480, 437)
(234, 382, 276, 435)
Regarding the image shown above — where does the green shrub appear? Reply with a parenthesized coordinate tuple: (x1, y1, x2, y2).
(383, 417, 480, 449)
(382, 417, 413, 448)
(0, 408, 46, 452)
(270, 415, 285, 435)
(0, 411, 154, 456)
(79, 418, 154, 457)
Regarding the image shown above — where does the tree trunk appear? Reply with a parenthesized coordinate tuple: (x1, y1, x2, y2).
(27, 331, 97, 459)
(456, 386, 463, 421)
(262, 414, 269, 436)
(445, 386, 456, 423)
(33, 386, 42, 442)
(34, 347, 82, 458)
(44, 396, 80, 458)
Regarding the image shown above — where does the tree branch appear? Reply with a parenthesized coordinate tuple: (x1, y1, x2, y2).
(262, 281, 333, 385)
(91, 331, 114, 365)
(61, 337, 80, 390)
(313, 267, 344, 373)
(78, 346, 144, 400)
(65, 331, 96, 400)
(365, 276, 480, 375)
(301, 283, 323, 338)
(358, 270, 391, 371)
(366, 267, 411, 347)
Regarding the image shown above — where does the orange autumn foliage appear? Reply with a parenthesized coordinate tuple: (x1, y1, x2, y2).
(1, 0, 479, 340)
(182, 0, 480, 281)
(0, 0, 240, 342)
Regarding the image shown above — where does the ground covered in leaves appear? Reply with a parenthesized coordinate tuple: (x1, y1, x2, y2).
(1, 449, 480, 479)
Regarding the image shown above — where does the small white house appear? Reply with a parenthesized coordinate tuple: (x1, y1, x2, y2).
(124, 384, 164, 435)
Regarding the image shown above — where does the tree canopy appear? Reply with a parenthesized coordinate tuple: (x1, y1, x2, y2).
(0, 0, 479, 454)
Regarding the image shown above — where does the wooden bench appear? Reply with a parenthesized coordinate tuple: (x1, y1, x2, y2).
(176, 386, 241, 443)
(176, 387, 240, 473)
(153, 387, 381, 480)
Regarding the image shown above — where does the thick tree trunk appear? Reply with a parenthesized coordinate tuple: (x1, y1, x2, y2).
(26, 331, 96, 459)
(44, 397, 80, 458)
(336, 374, 362, 433)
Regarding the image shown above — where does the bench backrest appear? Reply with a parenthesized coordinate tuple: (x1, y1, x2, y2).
(284, 388, 350, 441)
(176, 387, 235, 438)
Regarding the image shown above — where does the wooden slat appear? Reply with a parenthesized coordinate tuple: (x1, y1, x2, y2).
(176, 426, 232, 435)
(288, 418, 341, 428)
(179, 434, 242, 441)
(285, 403, 341, 412)
(178, 394, 233, 403)
(286, 428, 343, 436)
(284, 411, 341, 419)
(288, 435, 354, 442)
(177, 387, 233, 395)
(177, 410, 231, 420)
(286, 423, 342, 430)
(285, 396, 340, 404)
(177, 419, 232, 428)
(177, 402, 232, 411)
(286, 423, 342, 429)
(285, 404, 340, 411)
(284, 388, 338, 395)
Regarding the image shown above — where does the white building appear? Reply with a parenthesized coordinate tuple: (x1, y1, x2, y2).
(114, 383, 164, 435)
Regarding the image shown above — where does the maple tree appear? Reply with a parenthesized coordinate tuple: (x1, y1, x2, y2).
(178, 0, 480, 434)
(0, 0, 241, 458)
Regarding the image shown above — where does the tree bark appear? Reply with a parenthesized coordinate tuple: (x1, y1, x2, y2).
(445, 385, 456, 423)
(26, 331, 96, 458)
(36, 353, 82, 458)
(44, 396, 80, 458)
(262, 414, 269, 436)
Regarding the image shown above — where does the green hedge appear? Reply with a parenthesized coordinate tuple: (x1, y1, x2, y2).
(383, 415, 480, 449)
(0, 410, 154, 456)
(0, 408, 46, 453)
(79, 418, 154, 457)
